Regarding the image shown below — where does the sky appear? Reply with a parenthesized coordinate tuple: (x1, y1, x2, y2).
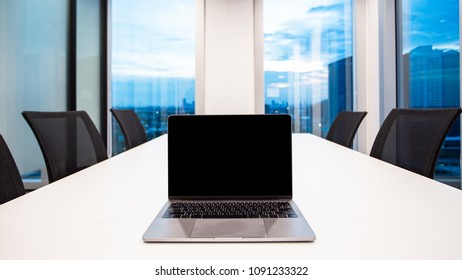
(264, 0, 352, 70)
(111, 0, 195, 79)
(401, 0, 459, 52)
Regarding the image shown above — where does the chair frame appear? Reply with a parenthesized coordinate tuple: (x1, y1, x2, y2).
(370, 108, 461, 178)
(0, 134, 26, 204)
(326, 111, 367, 148)
(22, 111, 107, 183)
(110, 108, 148, 150)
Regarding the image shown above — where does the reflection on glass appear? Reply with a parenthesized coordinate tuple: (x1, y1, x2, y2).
(263, 0, 353, 137)
(397, 0, 460, 187)
(111, 0, 195, 154)
(0, 0, 68, 187)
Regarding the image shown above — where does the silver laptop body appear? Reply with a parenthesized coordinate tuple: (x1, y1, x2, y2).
(143, 114, 316, 242)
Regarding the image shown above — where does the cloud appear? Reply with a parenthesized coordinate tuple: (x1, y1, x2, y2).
(400, 0, 459, 52)
(307, 3, 344, 14)
(111, 0, 195, 78)
(264, 0, 352, 73)
(265, 59, 325, 73)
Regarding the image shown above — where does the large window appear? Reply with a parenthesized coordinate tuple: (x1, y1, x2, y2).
(0, 0, 69, 187)
(397, 0, 460, 187)
(111, 0, 195, 155)
(263, 0, 353, 137)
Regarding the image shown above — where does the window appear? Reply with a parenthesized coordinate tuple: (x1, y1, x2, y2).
(396, 0, 460, 187)
(263, 0, 353, 137)
(0, 0, 69, 187)
(111, 0, 195, 155)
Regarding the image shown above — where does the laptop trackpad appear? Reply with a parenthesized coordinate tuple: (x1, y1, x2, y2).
(190, 219, 267, 238)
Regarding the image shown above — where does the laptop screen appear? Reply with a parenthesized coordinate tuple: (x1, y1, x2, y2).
(167, 114, 293, 199)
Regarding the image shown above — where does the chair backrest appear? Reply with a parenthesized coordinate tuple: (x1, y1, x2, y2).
(110, 108, 148, 150)
(22, 111, 108, 183)
(326, 111, 367, 148)
(370, 108, 461, 178)
(0, 135, 26, 204)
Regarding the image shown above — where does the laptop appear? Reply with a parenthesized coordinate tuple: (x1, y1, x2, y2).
(142, 114, 316, 242)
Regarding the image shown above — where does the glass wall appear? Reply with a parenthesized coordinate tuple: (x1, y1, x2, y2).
(397, 0, 460, 187)
(0, 0, 69, 187)
(111, 0, 195, 155)
(263, 0, 353, 137)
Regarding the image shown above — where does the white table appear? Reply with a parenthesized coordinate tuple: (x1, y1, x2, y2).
(1, 133, 462, 259)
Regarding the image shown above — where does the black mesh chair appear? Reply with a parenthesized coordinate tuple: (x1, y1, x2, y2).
(110, 108, 148, 150)
(326, 111, 367, 148)
(370, 108, 461, 178)
(0, 135, 26, 204)
(22, 111, 108, 183)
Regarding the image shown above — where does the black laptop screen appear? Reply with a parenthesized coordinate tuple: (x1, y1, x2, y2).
(167, 114, 293, 199)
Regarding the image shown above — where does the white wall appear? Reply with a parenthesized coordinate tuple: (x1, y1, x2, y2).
(355, 0, 382, 154)
(202, 0, 256, 114)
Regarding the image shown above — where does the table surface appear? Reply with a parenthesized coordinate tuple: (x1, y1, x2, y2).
(1, 133, 462, 260)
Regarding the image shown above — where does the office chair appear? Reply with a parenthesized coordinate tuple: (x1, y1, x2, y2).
(0, 134, 26, 204)
(370, 108, 461, 179)
(22, 111, 108, 183)
(326, 111, 367, 148)
(110, 108, 148, 150)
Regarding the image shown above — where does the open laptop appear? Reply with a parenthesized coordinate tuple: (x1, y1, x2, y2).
(142, 114, 316, 242)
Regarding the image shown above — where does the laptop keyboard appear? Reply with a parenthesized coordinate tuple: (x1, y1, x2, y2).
(162, 201, 298, 219)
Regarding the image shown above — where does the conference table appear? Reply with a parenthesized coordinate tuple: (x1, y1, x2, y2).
(1, 133, 462, 259)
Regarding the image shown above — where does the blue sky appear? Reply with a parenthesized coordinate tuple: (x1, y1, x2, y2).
(401, 0, 459, 52)
(264, 0, 352, 72)
(111, 0, 195, 79)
